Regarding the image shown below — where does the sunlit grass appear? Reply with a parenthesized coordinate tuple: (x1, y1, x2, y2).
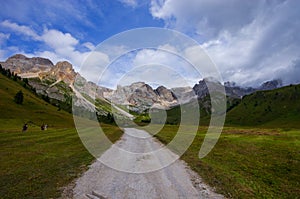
(148, 125, 300, 198)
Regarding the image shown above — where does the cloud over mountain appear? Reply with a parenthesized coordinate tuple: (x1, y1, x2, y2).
(150, 0, 300, 86)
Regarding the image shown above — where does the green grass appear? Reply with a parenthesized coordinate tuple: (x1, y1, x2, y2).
(0, 74, 123, 198)
(0, 124, 123, 198)
(2, 72, 300, 198)
(147, 125, 300, 198)
(0, 74, 74, 129)
(226, 84, 300, 128)
(0, 128, 92, 198)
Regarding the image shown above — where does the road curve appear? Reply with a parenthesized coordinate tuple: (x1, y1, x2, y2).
(72, 128, 223, 199)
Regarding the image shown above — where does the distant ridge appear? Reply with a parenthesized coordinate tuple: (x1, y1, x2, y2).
(0, 54, 286, 114)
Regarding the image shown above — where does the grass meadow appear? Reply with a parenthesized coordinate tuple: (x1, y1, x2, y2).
(149, 125, 300, 198)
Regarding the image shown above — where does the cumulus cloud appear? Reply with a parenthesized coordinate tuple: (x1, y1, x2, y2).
(0, 20, 40, 39)
(150, 0, 300, 86)
(119, 64, 190, 88)
(80, 50, 110, 83)
(132, 48, 201, 82)
(98, 44, 214, 88)
(41, 29, 79, 50)
(150, 0, 259, 38)
(0, 20, 106, 73)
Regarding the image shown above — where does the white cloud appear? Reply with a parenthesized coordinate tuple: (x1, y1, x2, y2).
(41, 29, 79, 50)
(0, 20, 117, 86)
(98, 45, 207, 88)
(150, 0, 300, 86)
(119, 64, 190, 88)
(184, 45, 219, 78)
(119, 0, 138, 8)
(0, 20, 110, 73)
(0, 32, 10, 45)
(0, 20, 40, 39)
(79, 50, 111, 83)
(157, 44, 179, 53)
(150, 0, 259, 39)
(83, 42, 96, 51)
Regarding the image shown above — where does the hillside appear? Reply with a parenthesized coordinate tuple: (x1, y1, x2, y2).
(0, 72, 123, 198)
(0, 73, 74, 130)
(161, 84, 300, 128)
(226, 84, 300, 128)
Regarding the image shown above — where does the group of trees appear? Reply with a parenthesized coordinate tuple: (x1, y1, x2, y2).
(0, 63, 29, 89)
(0, 64, 25, 105)
(0, 64, 21, 81)
(96, 112, 115, 124)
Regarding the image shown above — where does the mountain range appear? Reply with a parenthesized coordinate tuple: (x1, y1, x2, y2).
(0, 54, 285, 115)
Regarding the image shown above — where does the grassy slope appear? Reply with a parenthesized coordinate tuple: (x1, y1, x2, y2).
(226, 84, 300, 128)
(150, 125, 300, 198)
(0, 74, 74, 129)
(0, 74, 123, 198)
(163, 84, 300, 128)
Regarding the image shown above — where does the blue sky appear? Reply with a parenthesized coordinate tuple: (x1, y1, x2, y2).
(0, 0, 300, 88)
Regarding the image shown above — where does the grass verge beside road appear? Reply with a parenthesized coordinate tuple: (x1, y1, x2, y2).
(0, 124, 123, 199)
(150, 125, 300, 198)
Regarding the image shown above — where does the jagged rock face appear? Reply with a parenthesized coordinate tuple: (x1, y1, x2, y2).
(29, 60, 77, 102)
(28, 78, 73, 102)
(2, 54, 77, 86)
(109, 82, 158, 105)
(155, 86, 177, 102)
(225, 86, 256, 98)
(171, 87, 196, 103)
(193, 78, 257, 99)
(74, 74, 112, 99)
(1, 54, 53, 74)
(106, 82, 178, 112)
(193, 79, 209, 99)
(259, 79, 282, 91)
(48, 61, 76, 85)
(193, 78, 224, 99)
(224, 79, 283, 98)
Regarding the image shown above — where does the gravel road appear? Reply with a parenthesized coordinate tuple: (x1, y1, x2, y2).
(72, 128, 223, 199)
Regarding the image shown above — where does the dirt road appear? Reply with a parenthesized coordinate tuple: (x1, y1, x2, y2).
(72, 128, 223, 199)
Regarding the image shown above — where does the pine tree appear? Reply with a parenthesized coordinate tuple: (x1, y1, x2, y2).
(13, 73, 18, 81)
(7, 69, 11, 78)
(14, 90, 24, 104)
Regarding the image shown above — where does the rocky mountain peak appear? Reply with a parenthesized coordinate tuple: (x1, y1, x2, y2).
(155, 86, 177, 102)
(7, 54, 54, 66)
(2, 54, 54, 74)
(55, 61, 73, 70)
(259, 79, 282, 91)
(193, 79, 211, 98)
(7, 54, 28, 60)
(105, 82, 179, 113)
(48, 61, 77, 85)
